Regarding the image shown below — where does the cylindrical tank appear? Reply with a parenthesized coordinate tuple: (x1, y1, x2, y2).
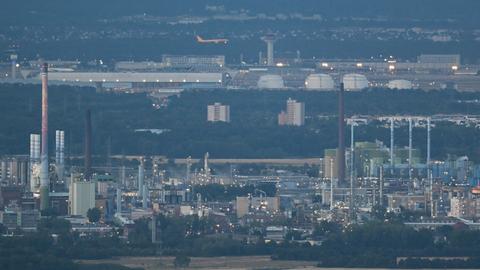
(388, 79, 413, 90)
(342, 74, 369, 91)
(305, 74, 335, 90)
(257, 75, 285, 89)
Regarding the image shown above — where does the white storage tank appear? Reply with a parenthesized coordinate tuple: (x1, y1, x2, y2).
(305, 74, 335, 90)
(257, 75, 285, 89)
(342, 74, 369, 91)
(388, 79, 413, 90)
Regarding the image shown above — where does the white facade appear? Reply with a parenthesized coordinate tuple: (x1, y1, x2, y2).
(29, 134, 41, 192)
(343, 74, 369, 91)
(257, 75, 285, 89)
(69, 180, 96, 217)
(207, 103, 230, 123)
(115, 61, 165, 71)
(55, 130, 65, 186)
(162, 55, 225, 67)
(45, 72, 223, 84)
(305, 74, 335, 90)
(418, 54, 460, 65)
(449, 197, 463, 218)
(388, 79, 413, 90)
(285, 98, 305, 126)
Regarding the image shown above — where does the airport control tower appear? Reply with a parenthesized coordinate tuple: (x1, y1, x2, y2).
(261, 34, 278, 66)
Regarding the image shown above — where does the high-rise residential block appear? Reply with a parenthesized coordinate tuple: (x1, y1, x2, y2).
(279, 98, 305, 126)
(207, 103, 230, 123)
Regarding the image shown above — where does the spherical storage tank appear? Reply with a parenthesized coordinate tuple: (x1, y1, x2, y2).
(305, 74, 334, 90)
(342, 74, 369, 91)
(388, 79, 413, 90)
(257, 75, 285, 89)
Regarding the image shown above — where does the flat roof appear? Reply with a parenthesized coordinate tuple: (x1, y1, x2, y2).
(45, 72, 223, 83)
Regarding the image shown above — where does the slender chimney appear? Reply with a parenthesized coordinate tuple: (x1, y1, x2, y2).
(10, 54, 17, 80)
(408, 118, 413, 182)
(390, 117, 395, 174)
(427, 118, 431, 169)
(379, 166, 384, 206)
(55, 130, 65, 187)
(121, 165, 126, 187)
(143, 185, 148, 209)
(350, 122, 355, 220)
(138, 161, 144, 198)
(84, 109, 92, 181)
(337, 83, 346, 186)
(40, 63, 49, 211)
(116, 186, 122, 214)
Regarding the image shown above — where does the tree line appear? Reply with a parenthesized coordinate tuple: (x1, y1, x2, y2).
(2, 84, 480, 160)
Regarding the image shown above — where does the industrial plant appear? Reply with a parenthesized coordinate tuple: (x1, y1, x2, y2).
(1, 62, 480, 238)
(3, 1, 480, 269)
(1, 35, 479, 93)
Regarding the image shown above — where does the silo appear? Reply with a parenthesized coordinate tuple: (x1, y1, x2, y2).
(257, 75, 285, 89)
(342, 74, 369, 91)
(305, 74, 335, 90)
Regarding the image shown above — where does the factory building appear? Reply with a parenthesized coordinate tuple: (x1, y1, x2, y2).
(69, 176, 96, 217)
(387, 193, 427, 212)
(0, 207, 39, 232)
(236, 196, 280, 218)
(157, 188, 190, 204)
(388, 79, 413, 90)
(449, 197, 480, 219)
(417, 54, 461, 69)
(323, 149, 339, 179)
(324, 141, 422, 179)
(0, 156, 29, 187)
(207, 102, 230, 123)
(318, 54, 461, 73)
(44, 72, 224, 89)
(162, 55, 225, 67)
(115, 55, 225, 71)
(115, 61, 165, 71)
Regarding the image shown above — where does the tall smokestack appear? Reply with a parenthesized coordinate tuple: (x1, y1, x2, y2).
(390, 117, 395, 174)
(10, 54, 17, 80)
(143, 185, 148, 209)
(40, 63, 49, 211)
(116, 187, 122, 214)
(350, 122, 355, 220)
(337, 83, 346, 186)
(84, 110, 92, 181)
(55, 130, 65, 187)
(408, 118, 413, 183)
(138, 161, 144, 198)
(427, 117, 431, 168)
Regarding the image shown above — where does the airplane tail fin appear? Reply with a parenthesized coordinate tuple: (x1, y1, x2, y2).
(196, 35, 203, 42)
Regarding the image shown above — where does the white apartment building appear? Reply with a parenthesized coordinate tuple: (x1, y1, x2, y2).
(279, 98, 305, 126)
(207, 102, 230, 123)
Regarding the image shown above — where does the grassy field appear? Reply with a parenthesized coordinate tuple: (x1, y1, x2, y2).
(78, 256, 318, 270)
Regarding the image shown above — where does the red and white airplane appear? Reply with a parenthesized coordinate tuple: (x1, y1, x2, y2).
(196, 35, 228, 44)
